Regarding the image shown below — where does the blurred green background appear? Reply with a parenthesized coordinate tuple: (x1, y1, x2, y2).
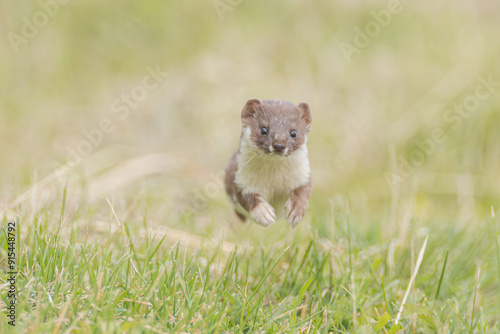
(1, 0, 500, 240)
(2, 1, 500, 332)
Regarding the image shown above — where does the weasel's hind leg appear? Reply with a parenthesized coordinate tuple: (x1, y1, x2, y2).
(234, 209, 247, 223)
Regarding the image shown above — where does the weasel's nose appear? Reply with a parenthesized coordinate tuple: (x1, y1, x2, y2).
(273, 143, 286, 153)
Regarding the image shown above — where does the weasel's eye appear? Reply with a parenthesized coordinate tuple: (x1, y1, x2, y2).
(290, 130, 297, 138)
(260, 127, 269, 135)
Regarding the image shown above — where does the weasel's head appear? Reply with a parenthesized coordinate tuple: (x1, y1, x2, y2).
(240, 99, 312, 156)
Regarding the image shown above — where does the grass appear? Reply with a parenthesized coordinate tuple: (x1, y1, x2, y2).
(1, 0, 500, 332)
(1, 190, 499, 333)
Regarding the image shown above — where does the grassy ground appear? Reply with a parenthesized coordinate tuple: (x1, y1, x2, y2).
(1, 0, 500, 332)
(1, 189, 500, 333)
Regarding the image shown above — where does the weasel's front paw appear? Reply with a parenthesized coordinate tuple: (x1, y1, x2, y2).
(285, 197, 309, 227)
(250, 200, 276, 227)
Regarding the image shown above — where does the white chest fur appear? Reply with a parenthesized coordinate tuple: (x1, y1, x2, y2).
(235, 128, 310, 202)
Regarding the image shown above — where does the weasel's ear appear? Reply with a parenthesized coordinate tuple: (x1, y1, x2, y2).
(241, 98, 262, 125)
(297, 102, 312, 129)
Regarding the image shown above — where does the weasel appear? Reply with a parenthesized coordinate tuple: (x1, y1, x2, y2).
(225, 99, 312, 227)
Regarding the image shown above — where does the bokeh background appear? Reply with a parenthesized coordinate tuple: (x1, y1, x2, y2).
(1, 0, 500, 331)
(1, 0, 500, 254)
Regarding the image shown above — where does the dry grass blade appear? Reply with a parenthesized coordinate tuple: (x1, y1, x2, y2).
(395, 235, 429, 325)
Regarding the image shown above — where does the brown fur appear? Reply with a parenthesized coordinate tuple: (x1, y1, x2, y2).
(241, 99, 311, 155)
(225, 98, 312, 227)
(285, 179, 312, 227)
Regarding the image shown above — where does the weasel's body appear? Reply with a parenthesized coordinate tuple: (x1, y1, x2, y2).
(225, 99, 312, 227)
